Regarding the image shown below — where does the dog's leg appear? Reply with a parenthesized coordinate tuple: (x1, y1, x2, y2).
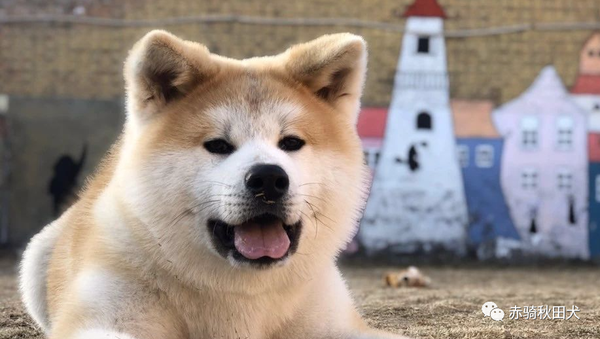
(344, 326, 412, 339)
(70, 329, 140, 339)
(350, 334, 411, 339)
(279, 267, 412, 339)
(46, 268, 189, 339)
(19, 218, 65, 333)
(336, 308, 412, 339)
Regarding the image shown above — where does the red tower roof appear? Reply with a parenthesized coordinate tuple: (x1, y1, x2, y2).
(571, 74, 600, 95)
(403, 0, 446, 18)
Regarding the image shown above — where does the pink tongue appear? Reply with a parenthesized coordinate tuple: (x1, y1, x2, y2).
(234, 220, 291, 260)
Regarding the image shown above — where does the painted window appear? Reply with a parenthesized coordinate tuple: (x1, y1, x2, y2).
(521, 168, 538, 190)
(417, 36, 430, 54)
(363, 150, 381, 168)
(457, 145, 469, 168)
(528, 208, 538, 234)
(475, 144, 494, 168)
(520, 116, 539, 150)
(529, 217, 537, 234)
(416, 111, 432, 130)
(557, 169, 573, 191)
(568, 195, 577, 225)
(596, 175, 600, 203)
(556, 116, 574, 150)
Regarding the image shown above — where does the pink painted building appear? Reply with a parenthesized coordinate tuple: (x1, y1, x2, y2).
(494, 66, 589, 259)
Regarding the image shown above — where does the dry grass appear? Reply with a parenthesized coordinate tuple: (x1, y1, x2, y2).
(0, 258, 42, 339)
(1, 257, 599, 339)
(348, 265, 600, 339)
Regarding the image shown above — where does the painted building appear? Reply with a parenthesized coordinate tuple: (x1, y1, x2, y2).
(494, 66, 589, 259)
(571, 33, 600, 132)
(357, 107, 387, 171)
(589, 140, 600, 259)
(360, 0, 468, 254)
(0, 95, 8, 245)
(452, 100, 519, 252)
(570, 32, 600, 258)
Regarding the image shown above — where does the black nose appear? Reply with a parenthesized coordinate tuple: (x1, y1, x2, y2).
(245, 164, 289, 201)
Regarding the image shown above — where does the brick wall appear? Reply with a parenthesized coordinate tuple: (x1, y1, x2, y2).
(1, 0, 600, 246)
(1, 0, 599, 105)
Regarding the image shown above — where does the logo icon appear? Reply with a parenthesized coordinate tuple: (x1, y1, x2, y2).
(482, 301, 498, 317)
(482, 301, 504, 321)
(490, 308, 505, 321)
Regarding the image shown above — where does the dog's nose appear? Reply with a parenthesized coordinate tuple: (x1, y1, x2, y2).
(245, 164, 289, 201)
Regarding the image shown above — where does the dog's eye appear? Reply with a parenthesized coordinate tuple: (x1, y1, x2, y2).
(278, 136, 305, 152)
(204, 139, 235, 155)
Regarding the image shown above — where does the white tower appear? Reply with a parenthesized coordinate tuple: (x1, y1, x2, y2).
(360, 0, 468, 254)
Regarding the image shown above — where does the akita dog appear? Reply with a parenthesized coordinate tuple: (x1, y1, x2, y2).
(20, 31, 409, 339)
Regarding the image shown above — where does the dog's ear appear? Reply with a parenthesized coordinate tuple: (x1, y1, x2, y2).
(283, 33, 367, 122)
(124, 30, 218, 121)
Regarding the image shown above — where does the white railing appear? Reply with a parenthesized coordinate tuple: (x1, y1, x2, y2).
(395, 72, 449, 90)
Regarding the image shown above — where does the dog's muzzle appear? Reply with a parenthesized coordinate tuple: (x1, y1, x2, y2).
(207, 164, 303, 268)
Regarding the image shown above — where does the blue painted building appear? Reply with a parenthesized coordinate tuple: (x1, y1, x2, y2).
(452, 100, 519, 248)
(588, 161, 600, 258)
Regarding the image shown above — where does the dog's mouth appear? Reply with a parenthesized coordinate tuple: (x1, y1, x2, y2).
(208, 213, 302, 267)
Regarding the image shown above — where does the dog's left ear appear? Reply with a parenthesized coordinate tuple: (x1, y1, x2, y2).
(283, 33, 367, 122)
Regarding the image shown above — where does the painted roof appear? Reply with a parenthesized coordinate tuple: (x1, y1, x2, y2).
(589, 133, 600, 162)
(452, 100, 500, 138)
(357, 107, 387, 138)
(524, 66, 567, 98)
(403, 0, 446, 18)
(493, 66, 585, 136)
(357, 102, 501, 140)
(571, 74, 600, 95)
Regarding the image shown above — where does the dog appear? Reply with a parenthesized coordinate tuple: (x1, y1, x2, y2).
(20, 30, 409, 339)
(384, 266, 431, 288)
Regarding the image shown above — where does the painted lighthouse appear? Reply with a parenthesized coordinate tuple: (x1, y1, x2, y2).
(360, 0, 468, 254)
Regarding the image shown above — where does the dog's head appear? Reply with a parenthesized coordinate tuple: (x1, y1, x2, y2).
(116, 30, 368, 277)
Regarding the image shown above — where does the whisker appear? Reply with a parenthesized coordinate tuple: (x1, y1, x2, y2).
(298, 182, 328, 188)
(304, 200, 336, 224)
(166, 200, 222, 230)
(188, 199, 223, 213)
(297, 193, 326, 203)
(314, 214, 333, 232)
(299, 209, 318, 239)
(199, 180, 234, 188)
(304, 200, 334, 233)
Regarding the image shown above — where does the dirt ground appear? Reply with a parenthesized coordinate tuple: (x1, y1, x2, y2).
(1, 256, 599, 339)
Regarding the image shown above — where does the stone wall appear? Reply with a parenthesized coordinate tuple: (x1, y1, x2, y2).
(5, 97, 123, 246)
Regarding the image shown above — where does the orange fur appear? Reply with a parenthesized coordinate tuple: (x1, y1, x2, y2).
(385, 267, 431, 288)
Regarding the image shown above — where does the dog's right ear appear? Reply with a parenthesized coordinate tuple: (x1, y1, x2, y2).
(282, 33, 367, 123)
(124, 30, 218, 122)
